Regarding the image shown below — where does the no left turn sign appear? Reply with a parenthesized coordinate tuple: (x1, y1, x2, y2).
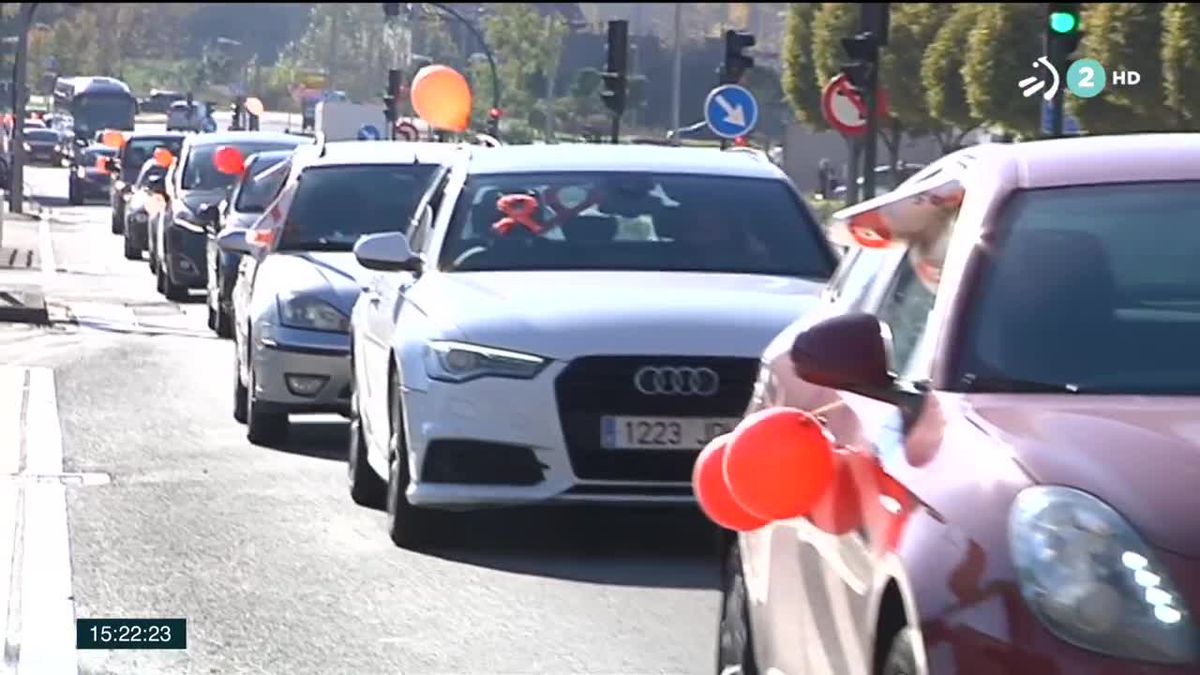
(395, 121, 419, 142)
(820, 74, 889, 137)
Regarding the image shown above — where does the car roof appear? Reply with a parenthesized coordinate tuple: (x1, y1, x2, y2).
(981, 133, 1200, 189)
(300, 140, 465, 168)
(246, 149, 294, 163)
(183, 131, 309, 149)
(124, 131, 186, 142)
(461, 143, 786, 179)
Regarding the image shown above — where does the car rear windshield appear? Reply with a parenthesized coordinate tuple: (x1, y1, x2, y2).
(437, 171, 836, 279)
(234, 156, 289, 213)
(26, 129, 58, 142)
(81, 147, 116, 164)
(122, 137, 183, 180)
(181, 142, 301, 191)
(957, 181, 1200, 395)
(275, 164, 440, 251)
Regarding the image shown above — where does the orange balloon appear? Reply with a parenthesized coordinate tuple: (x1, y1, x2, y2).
(692, 434, 769, 532)
(101, 129, 126, 149)
(153, 147, 174, 168)
(410, 64, 472, 132)
(724, 407, 836, 522)
(213, 145, 244, 175)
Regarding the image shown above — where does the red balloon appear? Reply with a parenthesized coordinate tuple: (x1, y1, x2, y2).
(692, 435, 769, 532)
(724, 407, 836, 521)
(807, 449, 862, 536)
(213, 145, 245, 175)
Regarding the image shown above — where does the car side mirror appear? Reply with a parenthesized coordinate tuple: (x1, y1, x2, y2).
(216, 228, 255, 256)
(354, 232, 423, 273)
(790, 312, 898, 400)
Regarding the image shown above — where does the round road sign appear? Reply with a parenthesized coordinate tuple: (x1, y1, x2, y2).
(820, 74, 889, 137)
(395, 121, 419, 142)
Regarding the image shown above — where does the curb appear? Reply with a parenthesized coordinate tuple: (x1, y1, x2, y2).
(0, 286, 49, 325)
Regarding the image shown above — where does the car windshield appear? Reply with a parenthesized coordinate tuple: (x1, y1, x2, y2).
(122, 137, 183, 181)
(438, 171, 836, 278)
(26, 129, 58, 142)
(81, 147, 115, 164)
(71, 95, 135, 133)
(276, 164, 440, 251)
(234, 156, 289, 213)
(958, 181, 1200, 395)
(181, 142, 301, 191)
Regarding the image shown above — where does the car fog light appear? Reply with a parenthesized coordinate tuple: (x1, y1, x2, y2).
(285, 374, 328, 397)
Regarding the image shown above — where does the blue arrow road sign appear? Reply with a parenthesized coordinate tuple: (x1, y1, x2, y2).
(1041, 99, 1081, 135)
(357, 123, 382, 141)
(704, 84, 759, 139)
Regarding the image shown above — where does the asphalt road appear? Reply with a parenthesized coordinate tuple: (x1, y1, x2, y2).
(0, 154, 723, 674)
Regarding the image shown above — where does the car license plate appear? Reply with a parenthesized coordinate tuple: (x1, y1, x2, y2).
(601, 416, 740, 450)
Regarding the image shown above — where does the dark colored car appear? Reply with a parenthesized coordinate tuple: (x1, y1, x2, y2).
(122, 158, 169, 260)
(205, 149, 294, 338)
(714, 135, 1200, 674)
(23, 127, 63, 166)
(150, 131, 310, 301)
(108, 132, 185, 234)
(68, 145, 116, 204)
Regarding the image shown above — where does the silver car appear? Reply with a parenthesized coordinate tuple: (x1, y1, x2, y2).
(217, 140, 462, 445)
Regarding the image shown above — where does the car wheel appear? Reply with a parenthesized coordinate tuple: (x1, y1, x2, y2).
(207, 304, 218, 331)
(68, 182, 82, 206)
(245, 357, 288, 446)
(155, 258, 168, 295)
(110, 209, 122, 235)
(881, 627, 917, 675)
(162, 261, 188, 301)
(215, 305, 233, 339)
(717, 538, 759, 675)
(122, 232, 139, 260)
(385, 372, 435, 548)
(233, 346, 248, 424)
(348, 392, 386, 508)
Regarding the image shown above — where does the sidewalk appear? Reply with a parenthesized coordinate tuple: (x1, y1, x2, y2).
(0, 200, 49, 325)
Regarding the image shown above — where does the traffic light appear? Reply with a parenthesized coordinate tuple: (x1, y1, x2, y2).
(1046, 3, 1083, 64)
(487, 107, 502, 136)
(384, 68, 402, 131)
(722, 30, 755, 84)
(840, 33, 879, 90)
(600, 20, 628, 118)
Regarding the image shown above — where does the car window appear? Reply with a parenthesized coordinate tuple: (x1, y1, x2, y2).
(876, 258, 939, 376)
(823, 247, 893, 310)
(80, 147, 116, 164)
(958, 181, 1200, 394)
(437, 171, 836, 278)
(122, 137, 182, 181)
(136, 161, 166, 187)
(181, 142, 302, 191)
(408, 170, 452, 253)
(276, 163, 441, 252)
(234, 156, 289, 213)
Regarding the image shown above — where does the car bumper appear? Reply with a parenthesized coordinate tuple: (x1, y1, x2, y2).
(402, 355, 758, 509)
(164, 222, 208, 287)
(251, 326, 352, 416)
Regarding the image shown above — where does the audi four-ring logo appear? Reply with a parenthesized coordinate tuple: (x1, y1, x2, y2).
(633, 366, 720, 396)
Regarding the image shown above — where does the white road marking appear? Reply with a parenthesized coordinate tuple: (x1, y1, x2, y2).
(69, 302, 139, 333)
(37, 219, 55, 285)
(0, 367, 78, 675)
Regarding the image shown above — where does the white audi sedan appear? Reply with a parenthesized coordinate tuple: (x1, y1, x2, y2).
(347, 144, 840, 547)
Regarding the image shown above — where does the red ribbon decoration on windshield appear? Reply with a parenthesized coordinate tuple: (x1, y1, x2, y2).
(493, 194, 545, 236)
(544, 186, 603, 229)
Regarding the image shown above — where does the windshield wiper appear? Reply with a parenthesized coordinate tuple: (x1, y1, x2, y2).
(959, 373, 1083, 394)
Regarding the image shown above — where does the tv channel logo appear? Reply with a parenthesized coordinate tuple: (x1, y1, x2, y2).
(1021, 58, 1141, 99)
(1067, 59, 1106, 97)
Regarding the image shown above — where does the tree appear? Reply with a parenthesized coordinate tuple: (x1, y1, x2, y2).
(781, 3, 826, 130)
(877, 4, 952, 168)
(921, 4, 983, 150)
(962, 4, 1042, 137)
(477, 4, 569, 135)
(1163, 3, 1200, 126)
(1069, 3, 1173, 133)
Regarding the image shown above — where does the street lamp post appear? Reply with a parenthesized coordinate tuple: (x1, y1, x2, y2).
(420, 3, 501, 135)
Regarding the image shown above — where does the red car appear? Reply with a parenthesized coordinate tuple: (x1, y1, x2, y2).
(713, 134, 1200, 674)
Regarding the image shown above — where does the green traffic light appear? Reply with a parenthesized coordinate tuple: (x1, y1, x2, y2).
(1049, 12, 1078, 34)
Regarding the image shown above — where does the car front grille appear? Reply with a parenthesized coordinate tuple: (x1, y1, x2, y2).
(554, 356, 759, 482)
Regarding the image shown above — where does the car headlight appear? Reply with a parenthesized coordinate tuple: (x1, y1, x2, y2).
(1010, 486, 1200, 664)
(423, 340, 548, 383)
(276, 294, 349, 333)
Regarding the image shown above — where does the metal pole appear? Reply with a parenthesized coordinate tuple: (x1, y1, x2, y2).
(610, 115, 619, 145)
(1051, 84, 1065, 138)
(428, 3, 501, 129)
(861, 37, 879, 200)
(8, 3, 34, 216)
(670, 4, 682, 145)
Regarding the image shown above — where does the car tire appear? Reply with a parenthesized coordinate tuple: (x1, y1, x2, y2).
(245, 359, 289, 446)
(161, 259, 188, 301)
(716, 538, 759, 675)
(881, 627, 917, 675)
(384, 372, 435, 549)
(155, 258, 168, 295)
(348, 395, 386, 508)
(122, 232, 139, 260)
(68, 182, 82, 206)
(207, 304, 218, 332)
(215, 306, 233, 339)
(233, 347, 248, 424)
(110, 209, 122, 235)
